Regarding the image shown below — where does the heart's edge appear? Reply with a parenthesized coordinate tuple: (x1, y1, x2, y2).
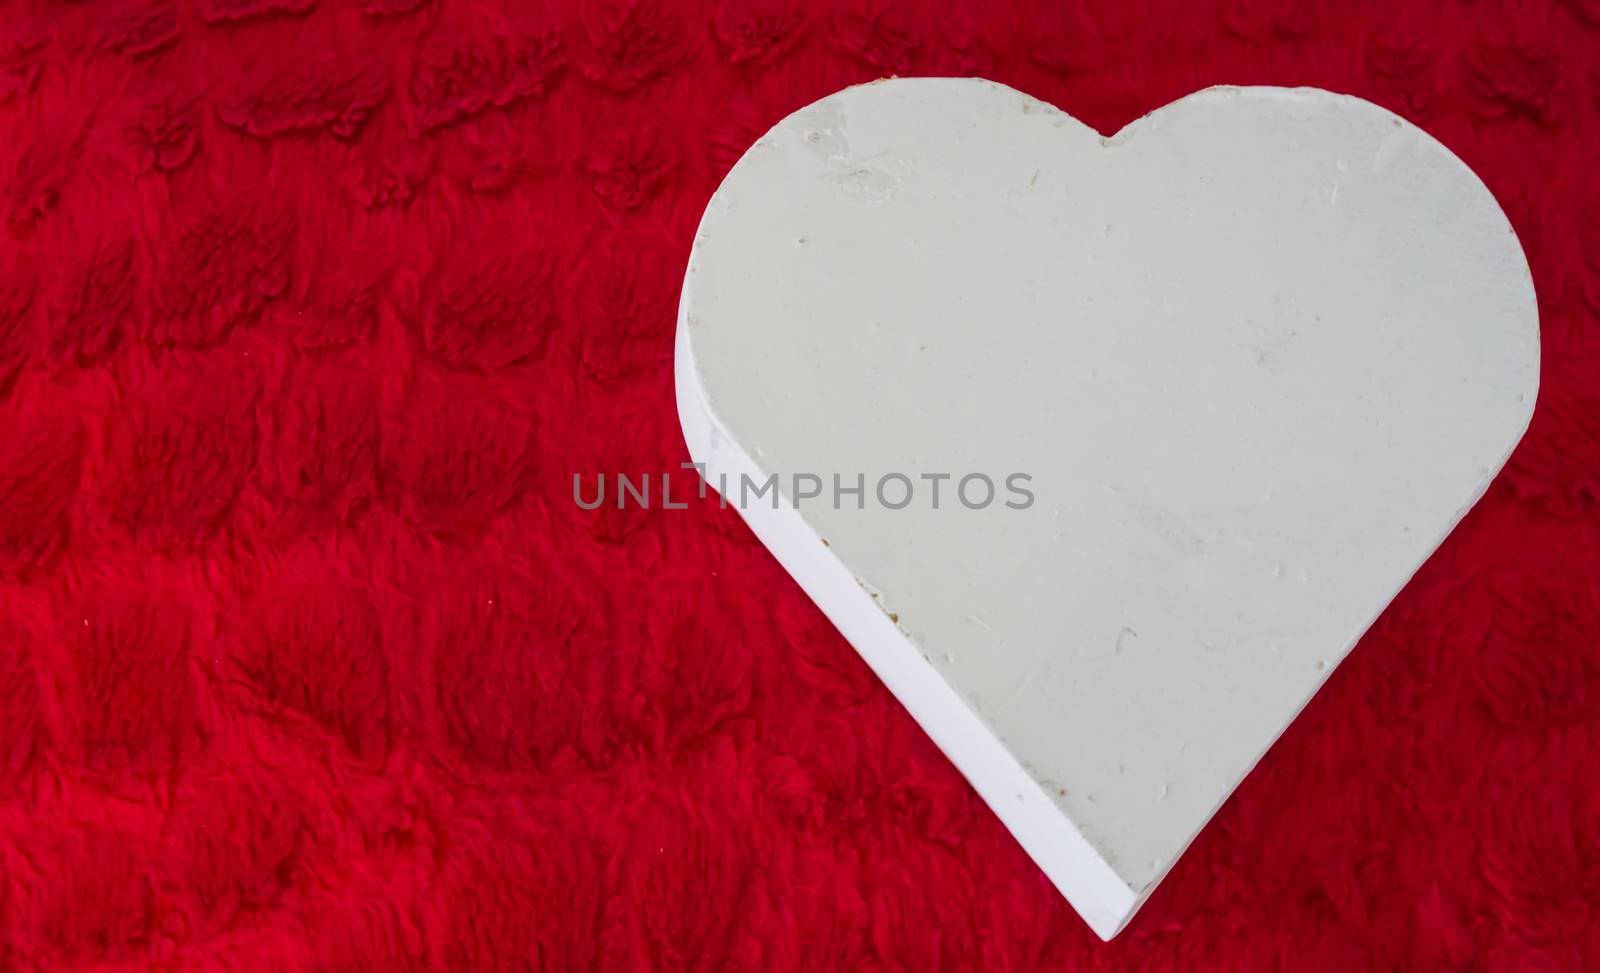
(675, 313, 1143, 941)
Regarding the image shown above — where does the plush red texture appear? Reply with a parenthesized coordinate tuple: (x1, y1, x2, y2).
(0, 1, 1596, 969)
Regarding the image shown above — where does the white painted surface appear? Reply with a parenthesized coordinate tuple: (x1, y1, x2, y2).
(676, 78, 1538, 939)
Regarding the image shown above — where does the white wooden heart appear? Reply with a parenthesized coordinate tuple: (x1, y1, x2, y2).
(675, 78, 1537, 939)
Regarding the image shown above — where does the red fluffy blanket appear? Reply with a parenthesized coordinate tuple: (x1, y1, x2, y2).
(0, 1, 1596, 969)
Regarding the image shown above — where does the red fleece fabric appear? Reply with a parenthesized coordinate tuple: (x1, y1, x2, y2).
(0, 1, 1597, 970)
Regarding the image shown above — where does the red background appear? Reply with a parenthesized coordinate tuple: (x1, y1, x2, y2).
(1, 0, 1597, 969)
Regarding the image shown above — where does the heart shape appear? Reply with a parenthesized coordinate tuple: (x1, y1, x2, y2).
(675, 78, 1537, 939)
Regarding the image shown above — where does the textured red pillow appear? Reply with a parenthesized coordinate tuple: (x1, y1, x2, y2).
(0, 1, 1595, 970)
